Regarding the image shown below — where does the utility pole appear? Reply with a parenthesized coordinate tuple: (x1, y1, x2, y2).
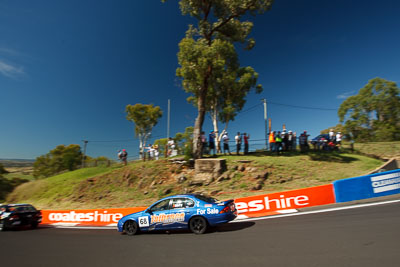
(167, 99, 170, 138)
(262, 99, 268, 150)
(82, 140, 88, 168)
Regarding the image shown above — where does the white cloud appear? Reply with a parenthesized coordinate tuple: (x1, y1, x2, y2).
(336, 90, 356, 100)
(0, 59, 24, 78)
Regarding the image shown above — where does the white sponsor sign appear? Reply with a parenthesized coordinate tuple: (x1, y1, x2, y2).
(370, 172, 400, 193)
(48, 211, 123, 223)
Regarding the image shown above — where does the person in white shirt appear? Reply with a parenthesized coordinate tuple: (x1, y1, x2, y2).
(167, 137, 175, 156)
(336, 132, 342, 145)
(235, 132, 242, 155)
(329, 129, 335, 142)
(222, 132, 231, 155)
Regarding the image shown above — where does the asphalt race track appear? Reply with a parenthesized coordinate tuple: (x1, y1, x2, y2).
(1, 202, 399, 267)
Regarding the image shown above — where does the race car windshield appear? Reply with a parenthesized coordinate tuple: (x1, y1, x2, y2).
(195, 194, 218, 203)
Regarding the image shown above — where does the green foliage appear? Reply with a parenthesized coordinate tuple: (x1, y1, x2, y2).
(175, 126, 194, 154)
(154, 138, 168, 156)
(320, 124, 346, 137)
(338, 77, 400, 141)
(125, 104, 163, 138)
(84, 156, 112, 167)
(0, 163, 9, 174)
(126, 103, 163, 157)
(168, 0, 274, 158)
(0, 174, 29, 201)
(33, 144, 82, 179)
(0, 174, 12, 201)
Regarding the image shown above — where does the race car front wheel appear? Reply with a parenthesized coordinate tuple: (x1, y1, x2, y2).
(124, 220, 139, 236)
(189, 216, 207, 234)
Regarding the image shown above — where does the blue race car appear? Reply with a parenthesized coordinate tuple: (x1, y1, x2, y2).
(118, 194, 237, 235)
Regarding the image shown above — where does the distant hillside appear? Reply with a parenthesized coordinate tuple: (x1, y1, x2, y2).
(0, 159, 35, 167)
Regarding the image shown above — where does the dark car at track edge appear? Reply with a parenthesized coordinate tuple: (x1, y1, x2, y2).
(0, 203, 42, 231)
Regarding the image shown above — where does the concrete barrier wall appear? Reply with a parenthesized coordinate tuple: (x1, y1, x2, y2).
(367, 158, 400, 174)
(333, 169, 400, 202)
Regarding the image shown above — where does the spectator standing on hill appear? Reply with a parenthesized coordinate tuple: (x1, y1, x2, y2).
(167, 137, 175, 156)
(282, 131, 289, 151)
(336, 132, 342, 145)
(201, 131, 207, 156)
(243, 133, 250, 154)
(154, 144, 159, 160)
(329, 129, 335, 142)
(235, 132, 242, 155)
(120, 149, 128, 165)
(299, 131, 309, 152)
(222, 132, 231, 155)
(275, 131, 282, 154)
(293, 132, 297, 150)
(209, 131, 216, 155)
(269, 131, 276, 152)
(287, 131, 293, 151)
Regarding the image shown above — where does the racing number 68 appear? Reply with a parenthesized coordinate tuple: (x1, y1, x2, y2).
(138, 216, 149, 227)
(140, 217, 147, 225)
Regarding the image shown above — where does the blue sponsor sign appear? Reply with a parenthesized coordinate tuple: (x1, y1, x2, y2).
(333, 169, 400, 203)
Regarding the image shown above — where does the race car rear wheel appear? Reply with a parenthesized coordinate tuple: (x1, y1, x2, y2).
(124, 220, 139, 236)
(0, 221, 5, 231)
(189, 216, 207, 234)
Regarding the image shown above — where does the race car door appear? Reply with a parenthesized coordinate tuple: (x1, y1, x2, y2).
(144, 198, 172, 231)
(168, 197, 195, 229)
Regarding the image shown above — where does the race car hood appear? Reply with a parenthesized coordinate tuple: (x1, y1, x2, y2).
(121, 210, 145, 221)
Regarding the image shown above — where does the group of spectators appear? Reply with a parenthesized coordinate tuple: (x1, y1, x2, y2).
(119, 128, 344, 163)
(269, 130, 300, 153)
(201, 131, 251, 156)
(312, 129, 342, 151)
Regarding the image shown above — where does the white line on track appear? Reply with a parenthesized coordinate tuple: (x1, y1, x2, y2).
(53, 226, 116, 230)
(232, 199, 400, 223)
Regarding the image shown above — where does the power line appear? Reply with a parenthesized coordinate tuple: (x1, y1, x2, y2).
(268, 101, 337, 111)
(237, 103, 263, 115)
(85, 134, 165, 143)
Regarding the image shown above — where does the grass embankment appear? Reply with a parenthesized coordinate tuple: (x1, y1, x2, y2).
(6, 149, 384, 210)
(354, 141, 400, 159)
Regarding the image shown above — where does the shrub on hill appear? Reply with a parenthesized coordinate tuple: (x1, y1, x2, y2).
(0, 174, 29, 201)
(0, 163, 9, 174)
(33, 144, 82, 179)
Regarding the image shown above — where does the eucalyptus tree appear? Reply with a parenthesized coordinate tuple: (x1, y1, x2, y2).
(164, 0, 274, 158)
(338, 77, 400, 141)
(209, 66, 262, 152)
(126, 104, 163, 159)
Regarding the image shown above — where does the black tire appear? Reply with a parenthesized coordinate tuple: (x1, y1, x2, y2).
(189, 216, 208, 234)
(124, 220, 139, 236)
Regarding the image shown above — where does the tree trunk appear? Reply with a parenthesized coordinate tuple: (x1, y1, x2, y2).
(193, 64, 212, 159)
(139, 135, 144, 160)
(211, 108, 221, 153)
(193, 89, 207, 159)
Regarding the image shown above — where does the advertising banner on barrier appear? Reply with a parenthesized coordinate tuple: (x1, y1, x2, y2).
(334, 169, 400, 202)
(234, 184, 335, 217)
(41, 207, 146, 226)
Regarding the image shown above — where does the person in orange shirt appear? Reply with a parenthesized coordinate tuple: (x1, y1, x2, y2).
(269, 131, 276, 152)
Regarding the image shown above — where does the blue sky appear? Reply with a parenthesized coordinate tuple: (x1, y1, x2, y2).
(1, 0, 399, 160)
